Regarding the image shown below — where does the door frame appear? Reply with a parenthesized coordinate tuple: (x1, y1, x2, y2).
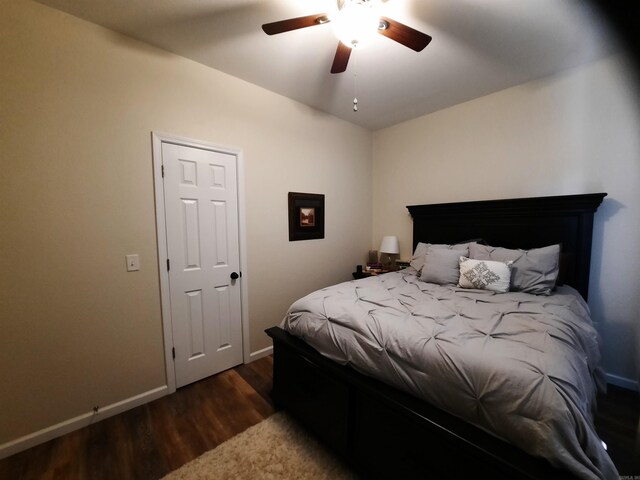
(151, 132, 250, 394)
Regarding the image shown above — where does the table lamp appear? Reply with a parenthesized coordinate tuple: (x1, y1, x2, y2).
(379, 236, 400, 271)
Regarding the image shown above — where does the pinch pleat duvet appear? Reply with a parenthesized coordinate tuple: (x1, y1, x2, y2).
(281, 269, 618, 480)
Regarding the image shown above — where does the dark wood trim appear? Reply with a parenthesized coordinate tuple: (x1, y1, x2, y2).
(267, 326, 571, 479)
(288, 192, 325, 241)
(1, 354, 636, 478)
(407, 192, 606, 299)
(269, 193, 608, 480)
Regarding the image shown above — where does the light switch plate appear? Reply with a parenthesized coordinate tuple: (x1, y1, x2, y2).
(126, 254, 140, 272)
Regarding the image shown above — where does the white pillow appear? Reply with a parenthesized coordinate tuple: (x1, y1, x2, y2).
(458, 257, 513, 293)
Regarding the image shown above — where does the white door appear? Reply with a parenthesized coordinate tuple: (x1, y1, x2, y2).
(162, 142, 243, 388)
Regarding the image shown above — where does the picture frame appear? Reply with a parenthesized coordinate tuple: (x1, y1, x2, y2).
(288, 192, 325, 241)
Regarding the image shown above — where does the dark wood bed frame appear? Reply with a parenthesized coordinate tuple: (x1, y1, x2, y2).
(266, 192, 607, 480)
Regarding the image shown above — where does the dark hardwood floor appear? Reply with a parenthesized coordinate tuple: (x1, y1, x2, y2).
(0, 357, 276, 480)
(596, 384, 640, 475)
(1, 356, 638, 479)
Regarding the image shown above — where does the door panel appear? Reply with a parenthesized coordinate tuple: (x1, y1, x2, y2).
(162, 142, 243, 388)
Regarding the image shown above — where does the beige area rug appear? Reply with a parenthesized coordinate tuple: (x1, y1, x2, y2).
(162, 412, 357, 480)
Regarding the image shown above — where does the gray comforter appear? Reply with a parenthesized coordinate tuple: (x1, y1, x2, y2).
(281, 269, 618, 480)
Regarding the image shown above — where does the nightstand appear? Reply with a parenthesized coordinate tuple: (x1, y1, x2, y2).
(352, 270, 389, 279)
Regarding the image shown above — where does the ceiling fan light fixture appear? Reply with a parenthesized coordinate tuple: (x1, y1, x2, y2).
(261, 0, 430, 74)
(332, 1, 380, 48)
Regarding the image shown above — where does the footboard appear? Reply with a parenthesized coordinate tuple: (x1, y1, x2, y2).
(266, 326, 573, 480)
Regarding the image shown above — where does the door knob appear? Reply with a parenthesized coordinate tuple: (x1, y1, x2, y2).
(230, 272, 240, 280)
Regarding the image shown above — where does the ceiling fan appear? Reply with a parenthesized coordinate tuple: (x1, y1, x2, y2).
(262, 0, 432, 74)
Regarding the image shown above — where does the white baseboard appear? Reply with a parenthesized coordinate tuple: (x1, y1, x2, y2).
(248, 345, 273, 362)
(0, 385, 169, 460)
(606, 372, 638, 392)
(1, 345, 273, 459)
(3, 364, 630, 460)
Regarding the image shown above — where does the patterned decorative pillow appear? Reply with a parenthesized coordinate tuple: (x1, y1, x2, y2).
(468, 243, 560, 295)
(458, 257, 513, 293)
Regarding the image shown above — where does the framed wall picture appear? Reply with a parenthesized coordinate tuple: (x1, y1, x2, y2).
(288, 192, 325, 241)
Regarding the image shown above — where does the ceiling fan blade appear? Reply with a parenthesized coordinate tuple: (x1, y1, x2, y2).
(378, 16, 432, 52)
(262, 14, 329, 35)
(331, 42, 352, 74)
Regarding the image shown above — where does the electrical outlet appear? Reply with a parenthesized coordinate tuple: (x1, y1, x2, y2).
(126, 254, 140, 272)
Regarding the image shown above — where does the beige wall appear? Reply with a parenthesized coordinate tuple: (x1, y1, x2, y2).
(3, 0, 638, 455)
(0, 0, 372, 445)
(372, 54, 640, 386)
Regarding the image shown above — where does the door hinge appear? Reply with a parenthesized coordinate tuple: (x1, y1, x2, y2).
(161, 165, 165, 177)
(172, 347, 175, 359)
(167, 259, 170, 271)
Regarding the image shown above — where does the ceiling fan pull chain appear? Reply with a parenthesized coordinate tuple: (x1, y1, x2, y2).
(353, 45, 358, 112)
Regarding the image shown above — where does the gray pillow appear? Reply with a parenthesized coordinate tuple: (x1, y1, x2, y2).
(468, 243, 560, 295)
(410, 242, 473, 273)
(410, 242, 429, 271)
(420, 246, 469, 285)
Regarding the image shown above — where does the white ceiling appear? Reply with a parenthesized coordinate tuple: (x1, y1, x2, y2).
(35, 0, 617, 130)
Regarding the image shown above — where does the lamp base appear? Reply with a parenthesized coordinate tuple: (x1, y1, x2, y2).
(380, 253, 398, 271)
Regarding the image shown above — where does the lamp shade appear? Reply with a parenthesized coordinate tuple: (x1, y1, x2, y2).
(379, 236, 399, 254)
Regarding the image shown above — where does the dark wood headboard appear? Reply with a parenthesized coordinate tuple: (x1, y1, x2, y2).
(407, 193, 606, 300)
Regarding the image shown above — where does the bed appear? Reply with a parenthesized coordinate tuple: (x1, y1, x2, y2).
(266, 193, 613, 480)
